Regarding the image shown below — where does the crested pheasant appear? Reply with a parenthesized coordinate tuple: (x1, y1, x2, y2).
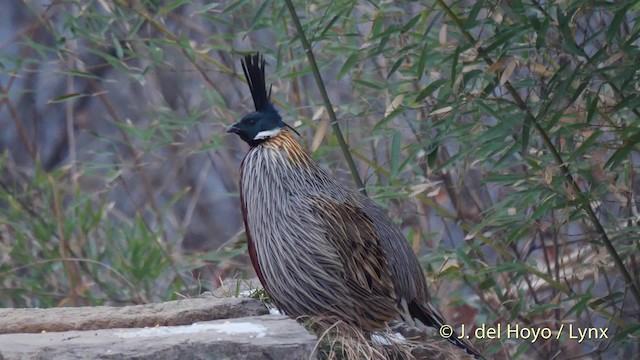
(226, 53, 483, 359)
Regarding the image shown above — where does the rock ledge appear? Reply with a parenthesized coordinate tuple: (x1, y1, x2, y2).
(0, 296, 318, 360)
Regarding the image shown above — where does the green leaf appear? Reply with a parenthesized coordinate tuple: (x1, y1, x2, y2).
(47, 93, 86, 103)
(247, 0, 271, 33)
(337, 53, 359, 80)
(402, 14, 422, 33)
(390, 130, 402, 178)
(612, 324, 640, 342)
(482, 25, 528, 55)
(480, 261, 528, 274)
(223, 0, 249, 13)
(568, 130, 602, 162)
(586, 95, 599, 124)
(192, 3, 221, 15)
(465, 0, 483, 28)
(566, 293, 592, 317)
(520, 114, 532, 155)
(568, 79, 589, 105)
(480, 78, 498, 96)
(397, 146, 423, 176)
(462, 69, 484, 87)
(605, 130, 640, 169)
(606, 4, 630, 41)
(373, 106, 403, 131)
(112, 34, 123, 59)
(353, 78, 384, 90)
(450, 46, 461, 91)
(536, 15, 550, 49)
(426, 142, 439, 169)
(557, 8, 583, 56)
(416, 41, 429, 81)
(589, 292, 624, 308)
(61, 70, 101, 79)
(529, 194, 558, 221)
(510, 0, 526, 22)
(370, 13, 384, 38)
(414, 78, 447, 102)
(318, 12, 344, 40)
(386, 57, 404, 79)
(158, 0, 190, 16)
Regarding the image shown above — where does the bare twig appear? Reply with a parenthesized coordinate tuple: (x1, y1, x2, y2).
(284, 0, 367, 196)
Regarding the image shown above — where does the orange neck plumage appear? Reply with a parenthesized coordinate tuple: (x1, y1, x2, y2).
(260, 129, 310, 166)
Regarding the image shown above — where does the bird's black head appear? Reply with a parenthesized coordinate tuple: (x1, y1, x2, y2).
(227, 107, 285, 147)
(227, 53, 287, 147)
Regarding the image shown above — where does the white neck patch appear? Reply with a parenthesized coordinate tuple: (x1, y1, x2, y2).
(253, 128, 282, 140)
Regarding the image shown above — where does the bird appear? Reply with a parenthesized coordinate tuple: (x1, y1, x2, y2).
(226, 52, 483, 359)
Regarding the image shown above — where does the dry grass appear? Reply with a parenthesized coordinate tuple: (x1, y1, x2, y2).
(303, 316, 471, 360)
(212, 279, 475, 359)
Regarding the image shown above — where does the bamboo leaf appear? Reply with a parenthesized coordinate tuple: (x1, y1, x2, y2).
(47, 93, 86, 103)
(521, 114, 531, 155)
(247, 0, 271, 33)
(386, 57, 404, 79)
(417, 40, 429, 81)
(568, 130, 603, 162)
(415, 78, 447, 102)
(390, 130, 402, 178)
(337, 53, 359, 80)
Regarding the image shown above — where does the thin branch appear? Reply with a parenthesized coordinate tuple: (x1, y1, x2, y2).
(284, 0, 367, 196)
(48, 175, 81, 306)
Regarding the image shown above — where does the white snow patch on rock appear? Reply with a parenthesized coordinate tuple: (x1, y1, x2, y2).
(115, 321, 267, 338)
(238, 289, 258, 297)
(371, 332, 406, 345)
(269, 307, 282, 315)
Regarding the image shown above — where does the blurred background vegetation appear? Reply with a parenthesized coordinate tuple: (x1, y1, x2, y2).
(1, 0, 639, 358)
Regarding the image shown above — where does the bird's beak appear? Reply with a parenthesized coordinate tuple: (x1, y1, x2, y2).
(226, 123, 240, 134)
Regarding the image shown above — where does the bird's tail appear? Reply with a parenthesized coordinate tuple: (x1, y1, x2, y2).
(409, 301, 485, 360)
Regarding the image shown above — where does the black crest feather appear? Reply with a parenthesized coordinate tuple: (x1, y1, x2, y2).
(239, 53, 301, 137)
(241, 53, 272, 112)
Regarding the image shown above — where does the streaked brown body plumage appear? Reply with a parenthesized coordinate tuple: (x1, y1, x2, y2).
(228, 53, 483, 359)
(240, 130, 401, 329)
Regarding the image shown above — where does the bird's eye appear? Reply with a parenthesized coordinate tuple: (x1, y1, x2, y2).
(248, 118, 257, 125)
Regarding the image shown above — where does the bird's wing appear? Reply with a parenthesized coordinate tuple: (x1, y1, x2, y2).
(361, 197, 431, 302)
(293, 195, 400, 327)
(360, 198, 485, 359)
